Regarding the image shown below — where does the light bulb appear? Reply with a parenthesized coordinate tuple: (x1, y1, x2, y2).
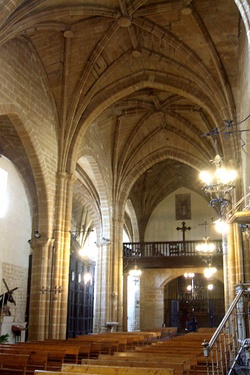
(200, 171, 213, 184)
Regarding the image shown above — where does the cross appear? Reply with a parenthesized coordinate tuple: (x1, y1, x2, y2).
(176, 221, 191, 242)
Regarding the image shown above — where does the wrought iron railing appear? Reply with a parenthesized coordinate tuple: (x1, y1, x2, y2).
(123, 240, 222, 258)
(202, 284, 250, 375)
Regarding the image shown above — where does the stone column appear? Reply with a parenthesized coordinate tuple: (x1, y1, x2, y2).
(28, 237, 52, 341)
(234, 223, 245, 283)
(93, 241, 112, 333)
(111, 217, 124, 329)
(140, 270, 164, 329)
(223, 224, 237, 310)
(93, 214, 124, 332)
(49, 172, 73, 339)
(242, 231, 250, 282)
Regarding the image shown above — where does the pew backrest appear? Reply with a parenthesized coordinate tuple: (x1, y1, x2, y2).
(61, 363, 174, 375)
(0, 353, 30, 374)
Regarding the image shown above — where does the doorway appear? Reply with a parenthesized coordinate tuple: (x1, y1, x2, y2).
(67, 252, 95, 338)
(164, 274, 224, 333)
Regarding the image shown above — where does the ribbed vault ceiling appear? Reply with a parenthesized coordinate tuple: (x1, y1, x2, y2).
(0, 0, 241, 238)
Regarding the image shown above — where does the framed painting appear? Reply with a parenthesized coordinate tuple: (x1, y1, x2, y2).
(175, 194, 191, 220)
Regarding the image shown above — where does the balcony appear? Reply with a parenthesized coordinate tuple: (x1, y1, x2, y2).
(123, 240, 223, 270)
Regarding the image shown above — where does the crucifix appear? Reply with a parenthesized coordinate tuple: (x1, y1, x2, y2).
(176, 221, 191, 242)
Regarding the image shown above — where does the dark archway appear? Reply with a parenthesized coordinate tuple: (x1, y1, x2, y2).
(67, 250, 95, 338)
(164, 274, 225, 333)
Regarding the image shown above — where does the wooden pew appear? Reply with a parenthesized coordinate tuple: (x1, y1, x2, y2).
(0, 353, 30, 374)
(71, 335, 128, 352)
(68, 336, 119, 355)
(142, 327, 178, 339)
(112, 352, 198, 371)
(15, 342, 81, 363)
(73, 331, 160, 349)
(2, 343, 67, 370)
(61, 364, 174, 375)
(82, 357, 190, 375)
(34, 364, 174, 375)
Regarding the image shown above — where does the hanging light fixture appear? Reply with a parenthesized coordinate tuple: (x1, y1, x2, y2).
(196, 237, 216, 253)
(207, 283, 214, 291)
(199, 154, 237, 218)
(184, 272, 195, 296)
(204, 266, 217, 279)
(196, 220, 216, 255)
(129, 265, 142, 277)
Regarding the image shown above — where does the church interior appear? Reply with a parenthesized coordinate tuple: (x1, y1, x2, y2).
(1, 1, 250, 372)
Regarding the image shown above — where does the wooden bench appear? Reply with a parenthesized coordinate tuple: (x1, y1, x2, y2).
(142, 327, 177, 339)
(112, 352, 198, 370)
(61, 364, 174, 375)
(26, 351, 49, 373)
(82, 357, 190, 375)
(16, 342, 81, 363)
(5, 344, 66, 370)
(72, 335, 130, 352)
(0, 346, 49, 373)
(0, 353, 30, 374)
(33, 364, 173, 375)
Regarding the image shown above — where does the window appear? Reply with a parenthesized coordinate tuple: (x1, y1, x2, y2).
(0, 168, 8, 218)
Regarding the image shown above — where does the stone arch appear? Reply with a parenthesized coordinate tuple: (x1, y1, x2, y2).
(0, 38, 59, 237)
(76, 153, 112, 241)
(125, 199, 139, 242)
(0, 106, 54, 235)
(159, 269, 224, 289)
(73, 178, 103, 243)
(118, 147, 207, 212)
(235, 0, 250, 46)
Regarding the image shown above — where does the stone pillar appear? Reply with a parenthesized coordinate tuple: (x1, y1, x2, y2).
(49, 172, 73, 339)
(93, 241, 112, 333)
(93, 214, 124, 332)
(28, 237, 52, 341)
(223, 224, 237, 310)
(242, 231, 250, 282)
(234, 223, 245, 283)
(127, 274, 141, 331)
(140, 270, 164, 329)
(111, 217, 124, 330)
(123, 271, 128, 331)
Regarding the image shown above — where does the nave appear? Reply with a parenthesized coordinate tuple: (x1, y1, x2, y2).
(0, 328, 224, 375)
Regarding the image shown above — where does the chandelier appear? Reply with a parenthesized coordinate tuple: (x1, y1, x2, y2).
(196, 237, 216, 253)
(129, 265, 142, 277)
(204, 267, 217, 279)
(199, 154, 237, 218)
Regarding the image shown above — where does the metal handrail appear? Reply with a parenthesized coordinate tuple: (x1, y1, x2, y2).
(202, 284, 250, 375)
(205, 285, 245, 351)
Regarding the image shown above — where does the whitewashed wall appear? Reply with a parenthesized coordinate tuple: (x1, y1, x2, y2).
(145, 187, 220, 242)
(0, 156, 31, 322)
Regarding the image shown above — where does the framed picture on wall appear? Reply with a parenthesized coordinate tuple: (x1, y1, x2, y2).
(175, 194, 191, 220)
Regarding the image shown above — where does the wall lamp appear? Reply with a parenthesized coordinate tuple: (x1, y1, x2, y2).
(28, 230, 41, 243)
(34, 230, 41, 238)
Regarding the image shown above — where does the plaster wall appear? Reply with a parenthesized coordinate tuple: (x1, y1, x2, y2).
(0, 156, 31, 322)
(145, 187, 220, 242)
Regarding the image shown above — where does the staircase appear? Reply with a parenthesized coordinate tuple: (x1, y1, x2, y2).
(200, 283, 250, 375)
